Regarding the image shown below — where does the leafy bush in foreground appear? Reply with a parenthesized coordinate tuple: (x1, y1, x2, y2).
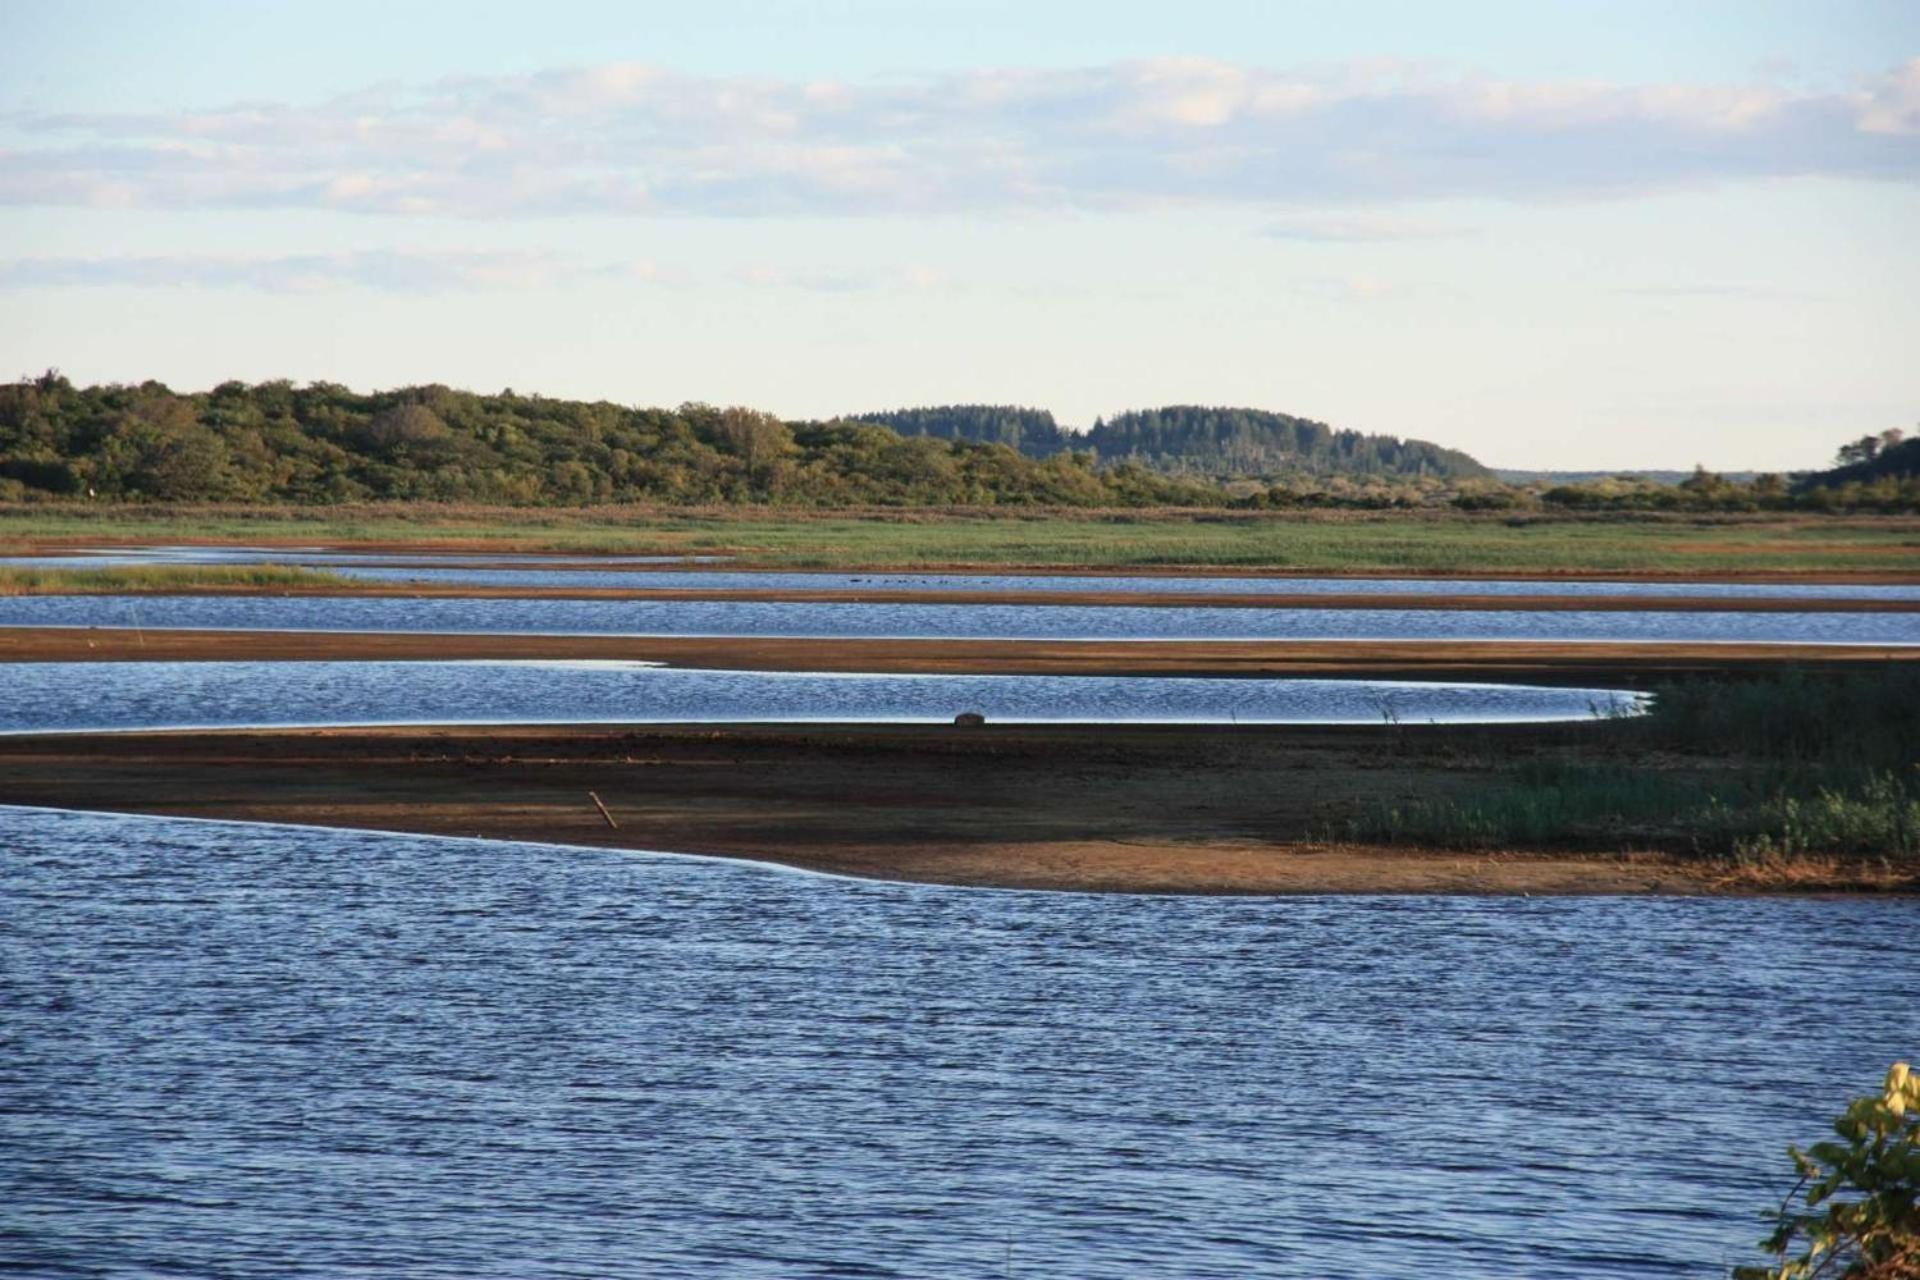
(1736, 1062, 1920, 1279)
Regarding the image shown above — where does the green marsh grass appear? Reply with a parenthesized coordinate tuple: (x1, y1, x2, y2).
(1339, 666, 1920, 862)
(1353, 763, 1920, 859)
(3, 502, 1918, 573)
(0, 564, 353, 594)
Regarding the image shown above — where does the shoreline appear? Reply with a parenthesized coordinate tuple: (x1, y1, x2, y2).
(5, 535, 1918, 584)
(0, 722, 1907, 896)
(5, 579, 1919, 611)
(3, 628, 1916, 686)
(5, 537, 1912, 898)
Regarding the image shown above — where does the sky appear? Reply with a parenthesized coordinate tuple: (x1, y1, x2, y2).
(3, 1, 1918, 470)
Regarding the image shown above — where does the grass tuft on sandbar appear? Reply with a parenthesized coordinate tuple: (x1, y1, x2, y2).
(0, 564, 354, 595)
(1339, 665, 1920, 865)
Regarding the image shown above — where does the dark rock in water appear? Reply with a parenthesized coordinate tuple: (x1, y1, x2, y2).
(953, 711, 987, 727)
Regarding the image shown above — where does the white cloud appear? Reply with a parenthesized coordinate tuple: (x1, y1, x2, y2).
(1858, 57, 1920, 136)
(2, 56, 1916, 218)
(0, 250, 963, 295)
(1613, 282, 1825, 302)
(0, 250, 661, 293)
(1262, 215, 1475, 242)
(730, 262, 955, 292)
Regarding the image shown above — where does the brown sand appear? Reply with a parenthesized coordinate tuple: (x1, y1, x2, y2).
(3, 627, 1914, 688)
(11, 621, 1920, 690)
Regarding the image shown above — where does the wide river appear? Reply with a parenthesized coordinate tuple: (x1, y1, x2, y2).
(0, 594, 1908, 644)
(4, 806, 1916, 1278)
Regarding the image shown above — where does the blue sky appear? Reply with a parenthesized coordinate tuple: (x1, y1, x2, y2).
(3, 0, 1917, 468)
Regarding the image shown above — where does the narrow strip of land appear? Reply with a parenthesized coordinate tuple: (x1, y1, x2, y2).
(5, 520, 1920, 580)
(3, 722, 1909, 895)
(7, 722, 1893, 895)
(4, 627, 1915, 686)
(6, 580, 1917, 611)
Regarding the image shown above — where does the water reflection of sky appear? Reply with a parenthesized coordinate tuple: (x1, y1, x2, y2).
(0, 593, 1908, 645)
(0, 661, 1646, 733)
(6, 806, 1917, 1279)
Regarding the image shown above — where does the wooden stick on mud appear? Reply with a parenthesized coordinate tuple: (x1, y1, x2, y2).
(588, 790, 619, 829)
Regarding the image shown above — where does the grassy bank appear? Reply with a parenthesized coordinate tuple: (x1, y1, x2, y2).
(0, 565, 352, 595)
(1341, 666, 1920, 869)
(3, 503, 1918, 575)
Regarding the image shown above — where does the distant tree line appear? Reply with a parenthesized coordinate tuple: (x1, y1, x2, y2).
(0, 375, 1227, 507)
(3, 375, 1909, 512)
(854, 403, 1488, 480)
(1084, 406, 1488, 479)
(1519, 429, 1920, 514)
(847, 405, 1074, 456)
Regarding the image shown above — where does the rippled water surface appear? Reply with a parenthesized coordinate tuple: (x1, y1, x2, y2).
(0, 660, 1641, 732)
(4, 807, 1916, 1278)
(0, 593, 1908, 644)
(331, 565, 1920, 601)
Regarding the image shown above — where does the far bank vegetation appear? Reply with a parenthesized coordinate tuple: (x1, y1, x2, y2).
(1, 374, 1912, 512)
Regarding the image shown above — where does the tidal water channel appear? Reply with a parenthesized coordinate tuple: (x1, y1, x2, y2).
(4, 808, 1917, 1278)
(0, 593, 1908, 645)
(0, 659, 1640, 733)
(4, 553, 1912, 1276)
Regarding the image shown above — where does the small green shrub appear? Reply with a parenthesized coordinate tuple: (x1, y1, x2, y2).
(1736, 1062, 1920, 1279)
(0, 564, 350, 594)
(1735, 775, 1920, 861)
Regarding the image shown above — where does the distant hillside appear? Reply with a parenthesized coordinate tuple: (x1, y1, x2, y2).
(1085, 406, 1487, 480)
(848, 405, 1072, 456)
(848, 403, 1487, 480)
(0, 375, 1224, 508)
(1497, 469, 1759, 486)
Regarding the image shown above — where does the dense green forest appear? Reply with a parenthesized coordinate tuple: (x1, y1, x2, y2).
(0, 378, 1484, 506)
(0, 375, 1224, 507)
(847, 405, 1073, 456)
(850, 402, 1488, 480)
(1084, 406, 1488, 479)
(1, 374, 1911, 511)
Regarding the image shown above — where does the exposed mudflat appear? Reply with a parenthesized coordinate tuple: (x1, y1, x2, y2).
(2, 626, 1913, 688)
(1, 722, 1909, 895)
(6, 538, 1913, 894)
